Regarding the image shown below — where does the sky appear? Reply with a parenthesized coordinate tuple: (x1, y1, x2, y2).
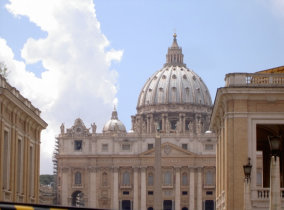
(0, 0, 284, 174)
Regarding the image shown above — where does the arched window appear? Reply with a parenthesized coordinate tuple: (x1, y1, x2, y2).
(75, 172, 81, 185)
(148, 172, 154, 186)
(182, 172, 188, 186)
(206, 171, 213, 186)
(71, 191, 84, 207)
(164, 171, 172, 186)
(122, 171, 130, 186)
(102, 172, 108, 186)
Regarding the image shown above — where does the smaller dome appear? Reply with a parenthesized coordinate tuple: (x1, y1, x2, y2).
(103, 108, 126, 134)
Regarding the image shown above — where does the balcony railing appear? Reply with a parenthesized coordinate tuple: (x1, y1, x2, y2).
(225, 73, 284, 87)
(252, 188, 284, 200)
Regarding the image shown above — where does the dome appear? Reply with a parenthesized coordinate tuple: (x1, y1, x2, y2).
(103, 108, 126, 134)
(137, 34, 212, 110)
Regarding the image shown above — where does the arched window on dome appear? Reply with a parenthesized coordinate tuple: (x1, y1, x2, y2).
(171, 87, 177, 103)
(185, 119, 190, 131)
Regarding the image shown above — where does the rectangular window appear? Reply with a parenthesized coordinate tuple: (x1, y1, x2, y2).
(122, 144, 130, 151)
(74, 140, 82, 151)
(182, 191, 188, 195)
(123, 191, 129, 195)
(17, 139, 23, 193)
(257, 170, 262, 186)
(163, 171, 172, 186)
(205, 144, 213, 151)
(148, 143, 154, 150)
(148, 191, 154, 195)
(206, 191, 213, 195)
(3, 130, 10, 190)
(29, 146, 34, 196)
(102, 144, 108, 152)
(182, 144, 188, 150)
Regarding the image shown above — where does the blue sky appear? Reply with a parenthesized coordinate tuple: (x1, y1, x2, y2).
(0, 0, 284, 174)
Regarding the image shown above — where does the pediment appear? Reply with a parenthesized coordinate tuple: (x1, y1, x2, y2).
(140, 142, 196, 157)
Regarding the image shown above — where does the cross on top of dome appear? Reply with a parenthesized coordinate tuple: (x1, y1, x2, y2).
(165, 33, 185, 67)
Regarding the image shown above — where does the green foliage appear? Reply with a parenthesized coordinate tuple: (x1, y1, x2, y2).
(0, 62, 8, 78)
(40, 174, 54, 186)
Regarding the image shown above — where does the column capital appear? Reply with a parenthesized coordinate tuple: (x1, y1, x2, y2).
(132, 166, 139, 172)
(140, 166, 147, 172)
(62, 167, 69, 173)
(112, 166, 119, 172)
(87, 166, 98, 173)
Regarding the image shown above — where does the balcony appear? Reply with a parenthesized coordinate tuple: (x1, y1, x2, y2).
(225, 73, 284, 87)
(251, 188, 284, 209)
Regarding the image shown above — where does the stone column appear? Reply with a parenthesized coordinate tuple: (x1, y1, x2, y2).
(147, 116, 150, 134)
(133, 167, 139, 210)
(113, 167, 119, 210)
(141, 167, 146, 210)
(244, 178, 251, 210)
(150, 114, 153, 133)
(189, 167, 195, 210)
(88, 167, 97, 207)
(269, 156, 281, 210)
(175, 167, 181, 210)
(197, 167, 202, 210)
(61, 167, 69, 206)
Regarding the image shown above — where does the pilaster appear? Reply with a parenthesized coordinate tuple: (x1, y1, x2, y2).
(189, 167, 195, 210)
(113, 167, 119, 210)
(140, 167, 146, 210)
(175, 167, 181, 210)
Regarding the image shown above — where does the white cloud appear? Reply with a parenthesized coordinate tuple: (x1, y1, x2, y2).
(1, 0, 123, 174)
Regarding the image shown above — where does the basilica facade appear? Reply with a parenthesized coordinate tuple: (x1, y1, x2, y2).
(56, 34, 216, 210)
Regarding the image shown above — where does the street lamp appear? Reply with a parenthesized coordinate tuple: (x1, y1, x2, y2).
(268, 135, 281, 210)
(243, 158, 252, 181)
(243, 157, 252, 210)
(268, 136, 281, 157)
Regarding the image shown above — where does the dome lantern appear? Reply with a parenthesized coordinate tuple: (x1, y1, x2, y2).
(165, 33, 185, 67)
(103, 108, 126, 134)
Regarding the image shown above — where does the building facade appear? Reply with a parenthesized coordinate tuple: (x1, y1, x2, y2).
(0, 75, 47, 203)
(56, 34, 216, 210)
(210, 67, 284, 210)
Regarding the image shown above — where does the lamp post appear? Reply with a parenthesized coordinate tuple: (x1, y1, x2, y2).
(268, 136, 281, 210)
(243, 158, 252, 210)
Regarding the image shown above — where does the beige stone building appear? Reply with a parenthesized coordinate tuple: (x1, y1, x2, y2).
(0, 75, 47, 203)
(210, 66, 284, 210)
(56, 34, 216, 210)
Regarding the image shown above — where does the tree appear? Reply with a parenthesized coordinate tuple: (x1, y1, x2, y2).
(0, 62, 8, 78)
(40, 174, 54, 186)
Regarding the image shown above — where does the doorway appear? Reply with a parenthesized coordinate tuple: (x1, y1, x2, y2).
(205, 200, 214, 210)
(122, 200, 131, 210)
(163, 200, 172, 210)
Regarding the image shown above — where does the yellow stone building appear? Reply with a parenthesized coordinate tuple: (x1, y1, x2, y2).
(0, 75, 47, 203)
(210, 66, 284, 210)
